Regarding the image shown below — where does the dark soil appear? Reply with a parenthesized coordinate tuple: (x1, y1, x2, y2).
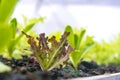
(0, 56, 120, 80)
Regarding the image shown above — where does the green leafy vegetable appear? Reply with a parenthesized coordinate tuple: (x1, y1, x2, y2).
(65, 25, 95, 69)
(0, 0, 18, 52)
(23, 31, 73, 71)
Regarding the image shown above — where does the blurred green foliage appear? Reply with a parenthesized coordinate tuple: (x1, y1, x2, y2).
(0, 0, 18, 52)
(84, 34, 120, 65)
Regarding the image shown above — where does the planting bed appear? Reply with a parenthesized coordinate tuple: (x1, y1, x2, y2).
(0, 56, 120, 80)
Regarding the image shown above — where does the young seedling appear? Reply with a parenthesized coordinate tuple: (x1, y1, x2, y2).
(65, 25, 95, 69)
(22, 31, 73, 72)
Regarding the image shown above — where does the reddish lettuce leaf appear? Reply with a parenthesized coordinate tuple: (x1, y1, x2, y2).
(22, 31, 73, 71)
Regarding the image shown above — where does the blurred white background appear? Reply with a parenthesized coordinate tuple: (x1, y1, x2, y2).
(12, 0, 120, 41)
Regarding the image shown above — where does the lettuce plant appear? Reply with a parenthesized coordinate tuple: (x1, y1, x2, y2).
(23, 31, 73, 71)
(0, 0, 18, 52)
(65, 25, 95, 69)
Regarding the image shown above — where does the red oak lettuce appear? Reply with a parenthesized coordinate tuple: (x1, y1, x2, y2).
(22, 31, 73, 71)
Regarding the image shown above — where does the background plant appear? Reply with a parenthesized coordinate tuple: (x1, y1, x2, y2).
(84, 34, 120, 65)
(65, 25, 95, 69)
